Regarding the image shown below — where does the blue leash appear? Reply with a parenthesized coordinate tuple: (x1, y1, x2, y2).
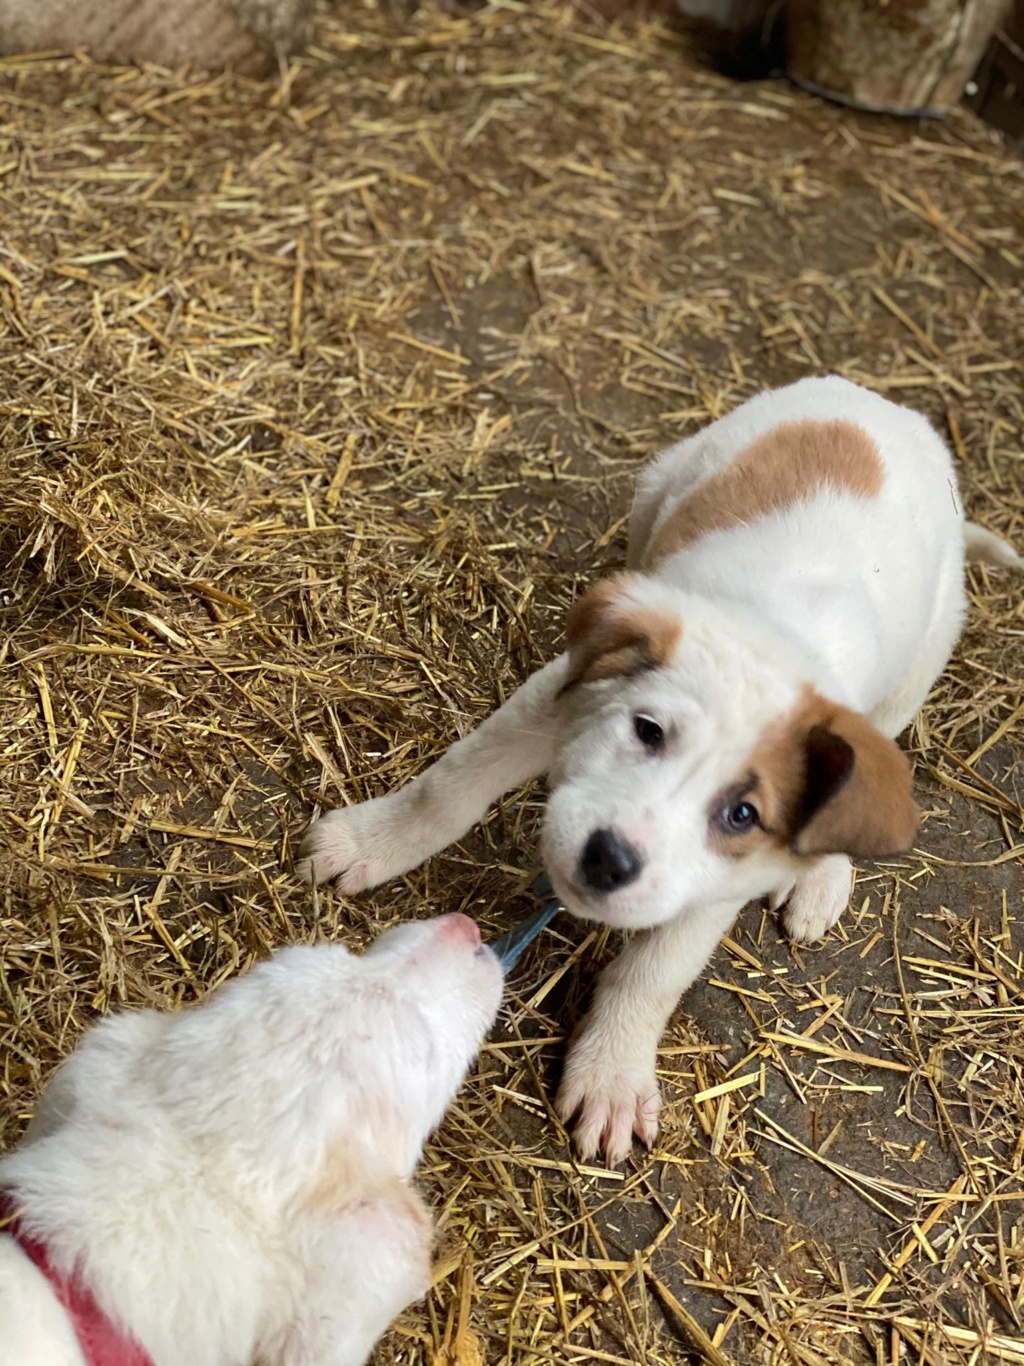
(489, 872, 563, 970)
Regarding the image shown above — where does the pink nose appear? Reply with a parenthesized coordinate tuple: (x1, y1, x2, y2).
(437, 913, 481, 946)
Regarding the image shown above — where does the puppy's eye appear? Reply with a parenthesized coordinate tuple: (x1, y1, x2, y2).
(633, 714, 664, 751)
(722, 800, 759, 833)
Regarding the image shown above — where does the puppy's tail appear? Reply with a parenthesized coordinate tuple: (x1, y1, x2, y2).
(964, 521, 1021, 570)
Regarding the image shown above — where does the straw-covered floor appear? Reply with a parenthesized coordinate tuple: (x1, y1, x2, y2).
(1, 2, 1022, 1361)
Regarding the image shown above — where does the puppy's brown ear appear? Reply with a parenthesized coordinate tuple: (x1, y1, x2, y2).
(791, 705, 919, 858)
(561, 574, 682, 692)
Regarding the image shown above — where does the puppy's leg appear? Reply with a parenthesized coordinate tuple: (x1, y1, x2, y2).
(297, 657, 569, 889)
(271, 1183, 432, 1366)
(556, 900, 739, 1165)
(771, 854, 852, 945)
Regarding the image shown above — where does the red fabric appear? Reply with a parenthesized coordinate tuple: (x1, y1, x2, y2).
(0, 1193, 154, 1366)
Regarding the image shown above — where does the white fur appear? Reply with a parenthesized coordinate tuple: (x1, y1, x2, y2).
(0, 915, 502, 1366)
(297, 376, 1019, 1163)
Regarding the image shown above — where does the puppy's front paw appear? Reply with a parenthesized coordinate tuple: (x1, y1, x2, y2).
(778, 855, 852, 945)
(555, 1050, 660, 1166)
(296, 802, 395, 890)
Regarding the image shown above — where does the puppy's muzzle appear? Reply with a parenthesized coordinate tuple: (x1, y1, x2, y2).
(579, 828, 643, 894)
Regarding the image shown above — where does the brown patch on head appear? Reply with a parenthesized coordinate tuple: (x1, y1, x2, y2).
(561, 573, 682, 693)
(306, 1158, 433, 1260)
(305, 1138, 370, 1213)
(706, 775, 771, 860)
(304, 1094, 413, 1214)
(648, 420, 883, 565)
(710, 688, 918, 861)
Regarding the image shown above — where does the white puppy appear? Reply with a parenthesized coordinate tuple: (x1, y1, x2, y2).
(0, 914, 501, 1366)
(298, 376, 1019, 1164)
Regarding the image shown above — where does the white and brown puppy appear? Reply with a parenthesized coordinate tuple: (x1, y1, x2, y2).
(298, 375, 1019, 1165)
(0, 914, 501, 1366)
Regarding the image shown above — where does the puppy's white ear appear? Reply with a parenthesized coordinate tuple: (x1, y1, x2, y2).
(791, 705, 919, 859)
(561, 574, 682, 692)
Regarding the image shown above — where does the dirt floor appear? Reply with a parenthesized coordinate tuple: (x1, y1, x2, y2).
(1, 2, 1022, 1363)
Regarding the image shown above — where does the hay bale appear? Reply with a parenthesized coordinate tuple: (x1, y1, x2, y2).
(0, 0, 309, 74)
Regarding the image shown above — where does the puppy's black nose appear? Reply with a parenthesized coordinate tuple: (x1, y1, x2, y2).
(579, 828, 643, 893)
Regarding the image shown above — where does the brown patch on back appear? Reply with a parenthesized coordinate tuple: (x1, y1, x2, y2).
(710, 687, 918, 861)
(561, 573, 682, 692)
(649, 419, 883, 564)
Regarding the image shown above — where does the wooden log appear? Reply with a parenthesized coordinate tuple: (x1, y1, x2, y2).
(787, 0, 1012, 117)
(0, 0, 310, 75)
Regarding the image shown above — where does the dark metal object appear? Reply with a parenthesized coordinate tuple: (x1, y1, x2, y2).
(490, 872, 563, 970)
